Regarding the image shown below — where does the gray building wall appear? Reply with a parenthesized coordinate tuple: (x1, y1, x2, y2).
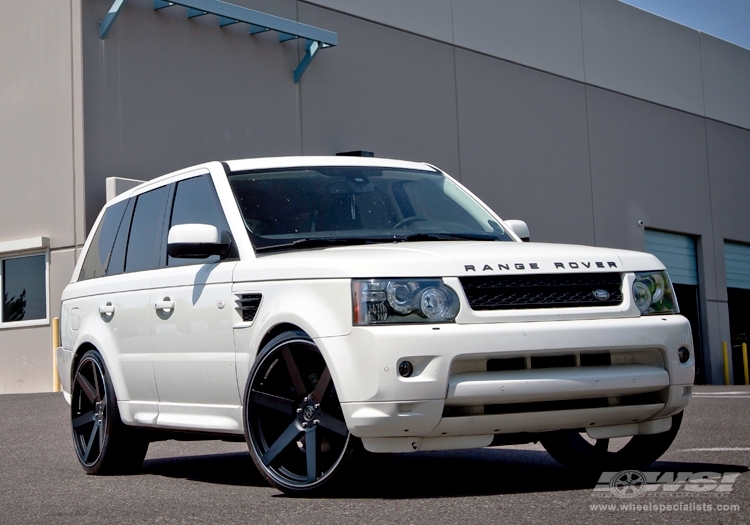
(0, 1, 84, 393)
(1, 0, 749, 390)
(307, 0, 750, 131)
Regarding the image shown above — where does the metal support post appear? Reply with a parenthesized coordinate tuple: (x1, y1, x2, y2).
(294, 40, 320, 84)
(722, 341, 731, 386)
(99, 0, 128, 38)
(52, 317, 61, 393)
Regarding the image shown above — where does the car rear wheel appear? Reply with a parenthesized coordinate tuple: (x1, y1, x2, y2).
(71, 349, 149, 474)
(243, 331, 355, 495)
(540, 411, 683, 472)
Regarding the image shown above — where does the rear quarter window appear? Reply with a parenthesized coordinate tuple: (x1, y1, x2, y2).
(78, 199, 129, 281)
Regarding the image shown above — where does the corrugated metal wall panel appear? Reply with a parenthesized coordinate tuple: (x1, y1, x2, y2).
(725, 241, 750, 290)
(644, 230, 698, 285)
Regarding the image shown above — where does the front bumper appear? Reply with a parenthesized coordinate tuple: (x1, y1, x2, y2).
(315, 315, 693, 446)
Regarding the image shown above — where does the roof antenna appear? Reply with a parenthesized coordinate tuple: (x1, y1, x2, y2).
(336, 151, 374, 157)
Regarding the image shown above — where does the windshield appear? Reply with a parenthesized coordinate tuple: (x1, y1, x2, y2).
(227, 166, 513, 252)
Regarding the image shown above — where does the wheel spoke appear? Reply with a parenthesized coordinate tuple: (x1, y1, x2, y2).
(318, 411, 348, 436)
(72, 410, 95, 429)
(92, 363, 101, 400)
(262, 421, 302, 466)
(250, 390, 295, 415)
(76, 371, 98, 403)
(595, 438, 609, 453)
(306, 426, 317, 483)
(83, 421, 100, 463)
(98, 409, 106, 451)
(311, 367, 331, 403)
(282, 346, 306, 396)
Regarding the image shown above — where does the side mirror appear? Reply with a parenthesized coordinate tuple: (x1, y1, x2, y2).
(504, 220, 530, 242)
(167, 224, 231, 259)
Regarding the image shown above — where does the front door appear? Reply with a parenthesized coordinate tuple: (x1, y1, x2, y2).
(149, 173, 241, 431)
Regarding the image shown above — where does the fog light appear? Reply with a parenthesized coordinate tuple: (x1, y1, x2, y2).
(398, 361, 414, 377)
(678, 347, 690, 364)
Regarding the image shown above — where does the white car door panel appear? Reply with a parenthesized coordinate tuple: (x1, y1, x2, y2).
(150, 262, 238, 407)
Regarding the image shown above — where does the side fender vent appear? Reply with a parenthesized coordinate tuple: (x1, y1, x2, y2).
(236, 294, 262, 322)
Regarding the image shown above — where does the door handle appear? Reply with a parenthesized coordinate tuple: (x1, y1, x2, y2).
(99, 302, 115, 315)
(155, 298, 175, 312)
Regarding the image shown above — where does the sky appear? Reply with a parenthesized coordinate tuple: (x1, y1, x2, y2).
(619, 0, 750, 50)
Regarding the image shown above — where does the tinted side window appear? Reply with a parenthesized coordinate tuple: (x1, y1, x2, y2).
(168, 175, 230, 266)
(125, 186, 170, 273)
(78, 199, 128, 281)
(106, 198, 135, 277)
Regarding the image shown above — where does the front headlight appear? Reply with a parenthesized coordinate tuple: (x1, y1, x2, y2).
(632, 271, 679, 315)
(352, 278, 460, 325)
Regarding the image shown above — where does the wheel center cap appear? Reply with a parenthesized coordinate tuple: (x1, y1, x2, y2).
(303, 405, 316, 421)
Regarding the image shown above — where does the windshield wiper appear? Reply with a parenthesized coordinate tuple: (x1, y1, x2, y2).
(254, 236, 396, 253)
(254, 232, 506, 253)
(398, 232, 504, 242)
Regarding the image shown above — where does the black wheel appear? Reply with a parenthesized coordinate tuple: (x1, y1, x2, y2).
(71, 349, 149, 474)
(244, 331, 355, 495)
(541, 411, 683, 472)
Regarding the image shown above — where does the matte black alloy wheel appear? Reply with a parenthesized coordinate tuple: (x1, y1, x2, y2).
(72, 354, 108, 468)
(244, 332, 353, 495)
(71, 350, 148, 474)
(540, 411, 684, 472)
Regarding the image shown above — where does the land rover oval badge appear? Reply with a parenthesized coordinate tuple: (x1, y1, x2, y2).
(593, 289, 611, 301)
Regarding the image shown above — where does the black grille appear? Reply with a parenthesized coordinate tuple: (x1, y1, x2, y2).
(459, 273, 623, 310)
(486, 352, 612, 371)
(236, 294, 262, 322)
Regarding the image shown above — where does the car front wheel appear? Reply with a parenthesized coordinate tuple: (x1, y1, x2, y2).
(243, 331, 355, 495)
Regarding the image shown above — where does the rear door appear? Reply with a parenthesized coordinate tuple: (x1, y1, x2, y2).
(114, 184, 172, 423)
(75, 184, 171, 425)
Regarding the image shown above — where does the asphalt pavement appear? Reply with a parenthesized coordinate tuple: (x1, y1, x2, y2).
(1, 386, 748, 525)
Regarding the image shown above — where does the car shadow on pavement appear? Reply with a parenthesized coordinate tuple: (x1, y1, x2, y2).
(141, 452, 267, 487)
(139, 446, 748, 499)
(335, 450, 749, 499)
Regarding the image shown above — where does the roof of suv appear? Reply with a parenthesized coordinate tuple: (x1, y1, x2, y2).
(224, 156, 438, 173)
(107, 156, 441, 207)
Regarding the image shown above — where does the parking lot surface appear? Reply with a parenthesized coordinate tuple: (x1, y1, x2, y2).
(1, 386, 748, 524)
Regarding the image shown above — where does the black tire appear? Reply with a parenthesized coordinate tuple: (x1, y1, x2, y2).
(541, 411, 683, 472)
(243, 331, 356, 495)
(71, 349, 149, 474)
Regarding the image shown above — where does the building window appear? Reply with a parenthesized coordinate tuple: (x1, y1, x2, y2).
(1, 253, 48, 325)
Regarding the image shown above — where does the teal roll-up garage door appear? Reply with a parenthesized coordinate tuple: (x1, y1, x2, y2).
(725, 241, 750, 290)
(644, 230, 698, 285)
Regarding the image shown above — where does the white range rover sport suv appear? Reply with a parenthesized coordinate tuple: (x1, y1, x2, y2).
(58, 156, 694, 494)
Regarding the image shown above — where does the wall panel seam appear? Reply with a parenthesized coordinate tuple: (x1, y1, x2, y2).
(296, 1, 749, 132)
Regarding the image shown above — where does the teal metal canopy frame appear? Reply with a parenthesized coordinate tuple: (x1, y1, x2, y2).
(99, 0, 338, 83)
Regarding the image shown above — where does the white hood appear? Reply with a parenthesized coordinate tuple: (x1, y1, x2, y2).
(233, 241, 665, 282)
